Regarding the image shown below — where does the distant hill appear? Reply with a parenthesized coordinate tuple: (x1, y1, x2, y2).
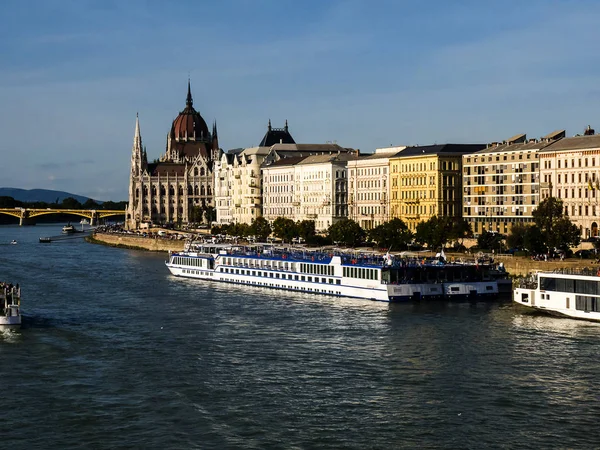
(0, 187, 100, 204)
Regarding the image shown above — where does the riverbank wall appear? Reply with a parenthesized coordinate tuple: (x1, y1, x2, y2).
(89, 232, 185, 252)
(89, 233, 599, 276)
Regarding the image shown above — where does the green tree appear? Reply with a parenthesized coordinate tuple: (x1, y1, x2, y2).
(204, 206, 216, 225)
(532, 197, 580, 251)
(415, 216, 454, 250)
(250, 216, 272, 241)
(61, 197, 82, 209)
(190, 205, 204, 223)
(523, 226, 546, 255)
(368, 218, 413, 250)
(450, 218, 473, 245)
(328, 219, 366, 247)
(477, 230, 504, 252)
(0, 196, 20, 208)
(83, 198, 100, 209)
(506, 223, 529, 250)
(296, 220, 316, 243)
(272, 217, 298, 242)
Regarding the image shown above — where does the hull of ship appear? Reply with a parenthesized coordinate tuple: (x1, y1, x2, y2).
(167, 263, 500, 303)
(166, 264, 392, 301)
(0, 315, 21, 327)
(514, 287, 600, 322)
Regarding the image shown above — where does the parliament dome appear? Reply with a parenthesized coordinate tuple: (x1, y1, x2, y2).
(170, 80, 210, 142)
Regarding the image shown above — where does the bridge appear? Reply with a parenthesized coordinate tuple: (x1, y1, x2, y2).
(0, 208, 125, 226)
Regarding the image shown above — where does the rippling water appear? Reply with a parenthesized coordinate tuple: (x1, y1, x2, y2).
(1, 225, 600, 449)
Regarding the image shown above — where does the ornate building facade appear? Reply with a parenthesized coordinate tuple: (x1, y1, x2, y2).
(539, 128, 600, 238)
(126, 81, 221, 229)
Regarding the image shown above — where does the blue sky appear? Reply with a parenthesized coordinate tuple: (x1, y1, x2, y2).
(2, 0, 600, 201)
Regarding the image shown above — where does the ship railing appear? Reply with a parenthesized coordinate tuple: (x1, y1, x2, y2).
(550, 267, 599, 277)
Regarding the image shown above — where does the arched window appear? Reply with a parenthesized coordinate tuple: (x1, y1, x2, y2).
(151, 186, 157, 196)
(207, 186, 212, 196)
(135, 188, 139, 199)
(194, 185, 199, 195)
(169, 185, 175, 195)
(160, 185, 166, 196)
(178, 185, 184, 196)
(194, 168, 198, 176)
(200, 185, 205, 196)
(200, 167, 205, 176)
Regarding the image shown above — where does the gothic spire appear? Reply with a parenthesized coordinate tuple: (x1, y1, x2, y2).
(133, 112, 142, 152)
(268, 118, 272, 131)
(285, 119, 288, 132)
(186, 78, 193, 107)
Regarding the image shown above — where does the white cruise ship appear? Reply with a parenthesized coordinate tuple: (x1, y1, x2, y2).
(165, 242, 502, 302)
(514, 269, 600, 321)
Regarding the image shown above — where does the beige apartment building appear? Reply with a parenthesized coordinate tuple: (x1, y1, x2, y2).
(262, 153, 357, 232)
(462, 133, 559, 235)
(389, 144, 484, 232)
(539, 128, 600, 238)
(347, 147, 404, 230)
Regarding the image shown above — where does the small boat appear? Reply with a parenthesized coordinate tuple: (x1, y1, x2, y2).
(39, 237, 52, 243)
(62, 223, 76, 234)
(0, 282, 21, 328)
(514, 269, 600, 321)
(10, 240, 17, 245)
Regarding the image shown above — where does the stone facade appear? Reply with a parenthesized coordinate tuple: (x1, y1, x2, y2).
(126, 82, 221, 229)
(539, 129, 600, 238)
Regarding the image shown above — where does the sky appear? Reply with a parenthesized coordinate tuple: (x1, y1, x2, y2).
(2, 0, 600, 201)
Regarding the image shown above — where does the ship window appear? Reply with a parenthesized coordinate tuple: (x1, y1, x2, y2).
(336, 280, 341, 285)
(540, 277, 556, 291)
(308, 277, 312, 282)
(301, 276, 305, 281)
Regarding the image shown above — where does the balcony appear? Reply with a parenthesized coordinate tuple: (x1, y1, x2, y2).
(292, 201, 300, 206)
(234, 203, 241, 208)
(234, 174, 241, 179)
(321, 201, 331, 206)
(306, 213, 317, 219)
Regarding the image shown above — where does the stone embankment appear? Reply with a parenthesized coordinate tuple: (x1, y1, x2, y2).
(89, 233, 598, 276)
(89, 232, 185, 252)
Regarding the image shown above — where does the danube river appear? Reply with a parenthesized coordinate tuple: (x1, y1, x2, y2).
(2, 224, 600, 449)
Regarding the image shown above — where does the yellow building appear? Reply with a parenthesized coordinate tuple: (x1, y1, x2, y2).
(389, 144, 484, 231)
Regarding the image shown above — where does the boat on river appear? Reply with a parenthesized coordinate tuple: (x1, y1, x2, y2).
(0, 282, 21, 327)
(514, 269, 600, 321)
(166, 241, 504, 302)
(62, 223, 76, 234)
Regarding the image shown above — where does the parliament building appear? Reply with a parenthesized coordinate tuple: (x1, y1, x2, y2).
(126, 81, 221, 229)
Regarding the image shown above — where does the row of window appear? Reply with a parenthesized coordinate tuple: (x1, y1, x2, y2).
(224, 276, 343, 295)
(540, 277, 600, 295)
(575, 295, 600, 313)
(300, 263, 334, 276)
(343, 266, 380, 280)
(220, 267, 341, 285)
(543, 157, 597, 169)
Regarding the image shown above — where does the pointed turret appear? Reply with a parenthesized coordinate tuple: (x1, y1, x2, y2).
(186, 78, 193, 107)
(211, 120, 220, 161)
(268, 119, 272, 131)
(133, 112, 142, 151)
(285, 119, 288, 132)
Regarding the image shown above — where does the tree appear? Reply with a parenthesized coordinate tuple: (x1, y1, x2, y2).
(272, 217, 298, 242)
(250, 217, 272, 241)
(328, 219, 366, 247)
(368, 218, 413, 250)
(532, 197, 580, 252)
(61, 197, 82, 209)
(550, 217, 581, 252)
(506, 223, 528, 250)
(415, 216, 454, 250)
(190, 205, 204, 223)
(450, 218, 473, 245)
(477, 230, 504, 252)
(204, 206, 216, 225)
(523, 226, 546, 255)
(83, 198, 100, 209)
(297, 220, 316, 243)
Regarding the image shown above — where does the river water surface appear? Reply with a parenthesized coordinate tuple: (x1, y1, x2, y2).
(1, 224, 600, 449)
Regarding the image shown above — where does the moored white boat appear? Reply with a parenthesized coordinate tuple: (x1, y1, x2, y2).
(0, 282, 21, 328)
(514, 269, 600, 321)
(62, 223, 76, 234)
(166, 241, 503, 303)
